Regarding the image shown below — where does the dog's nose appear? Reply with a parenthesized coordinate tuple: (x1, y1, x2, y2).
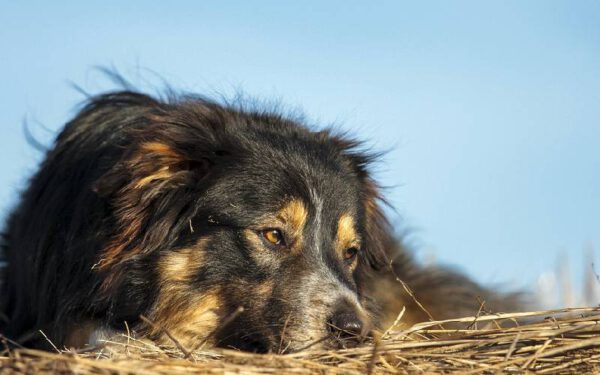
(328, 302, 364, 342)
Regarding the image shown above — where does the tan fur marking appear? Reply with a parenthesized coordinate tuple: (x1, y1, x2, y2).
(335, 213, 361, 271)
(256, 280, 275, 298)
(150, 291, 221, 347)
(277, 199, 308, 251)
(140, 142, 182, 160)
(133, 142, 185, 188)
(336, 214, 357, 248)
(158, 240, 207, 283)
(135, 166, 173, 188)
(151, 238, 219, 346)
(243, 228, 263, 248)
(278, 199, 308, 234)
(336, 214, 360, 255)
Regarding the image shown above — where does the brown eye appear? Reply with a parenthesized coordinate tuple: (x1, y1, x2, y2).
(344, 247, 359, 261)
(262, 229, 285, 247)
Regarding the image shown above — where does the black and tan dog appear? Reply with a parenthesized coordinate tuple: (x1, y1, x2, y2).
(0, 90, 518, 352)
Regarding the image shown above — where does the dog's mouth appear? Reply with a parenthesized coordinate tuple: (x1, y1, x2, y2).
(215, 329, 272, 353)
(214, 326, 369, 354)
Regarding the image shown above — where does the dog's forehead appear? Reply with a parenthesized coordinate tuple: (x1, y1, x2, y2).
(210, 127, 365, 227)
(275, 184, 359, 227)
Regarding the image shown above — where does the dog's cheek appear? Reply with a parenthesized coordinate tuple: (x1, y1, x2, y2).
(148, 238, 222, 347)
(253, 280, 275, 310)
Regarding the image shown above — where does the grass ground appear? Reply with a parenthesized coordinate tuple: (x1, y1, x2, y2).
(2, 307, 599, 374)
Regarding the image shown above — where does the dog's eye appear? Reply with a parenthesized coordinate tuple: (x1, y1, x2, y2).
(262, 229, 286, 247)
(344, 247, 359, 261)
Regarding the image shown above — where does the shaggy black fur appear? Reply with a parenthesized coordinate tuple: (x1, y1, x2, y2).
(0, 90, 519, 352)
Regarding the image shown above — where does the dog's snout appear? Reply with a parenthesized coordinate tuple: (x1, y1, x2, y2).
(327, 301, 365, 345)
(330, 312, 363, 335)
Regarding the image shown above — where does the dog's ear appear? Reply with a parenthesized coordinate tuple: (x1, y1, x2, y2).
(93, 136, 220, 292)
(94, 141, 212, 197)
(327, 133, 393, 272)
(360, 176, 394, 271)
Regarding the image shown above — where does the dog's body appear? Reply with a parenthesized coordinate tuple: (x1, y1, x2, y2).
(0, 90, 519, 352)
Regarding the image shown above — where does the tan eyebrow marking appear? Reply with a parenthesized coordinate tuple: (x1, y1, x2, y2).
(278, 199, 308, 240)
(336, 213, 360, 256)
(273, 198, 308, 252)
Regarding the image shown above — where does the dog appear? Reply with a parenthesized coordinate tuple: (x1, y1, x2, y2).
(0, 89, 519, 353)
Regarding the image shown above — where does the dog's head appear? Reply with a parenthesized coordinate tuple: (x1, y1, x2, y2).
(92, 95, 390, 352)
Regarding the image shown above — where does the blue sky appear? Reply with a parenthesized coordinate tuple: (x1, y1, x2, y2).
(1, 1, 599, 302)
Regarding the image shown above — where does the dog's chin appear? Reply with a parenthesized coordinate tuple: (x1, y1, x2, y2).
(215, 329, 273, 353)
(214, 331, 329, 354)
(216, 335, 318, 354)
(277, 336, 366, 353)
(227, 338, 271, 354)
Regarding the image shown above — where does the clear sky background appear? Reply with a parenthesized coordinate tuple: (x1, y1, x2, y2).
(1, 1, 599, 306)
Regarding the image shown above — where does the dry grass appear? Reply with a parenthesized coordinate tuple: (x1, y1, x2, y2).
(2, 307, 600, 374)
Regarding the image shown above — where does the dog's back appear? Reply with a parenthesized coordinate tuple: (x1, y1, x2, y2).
(366, 245, 522, 329)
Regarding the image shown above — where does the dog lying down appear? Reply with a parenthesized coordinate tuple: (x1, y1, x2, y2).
(0, 90, 520, 353)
